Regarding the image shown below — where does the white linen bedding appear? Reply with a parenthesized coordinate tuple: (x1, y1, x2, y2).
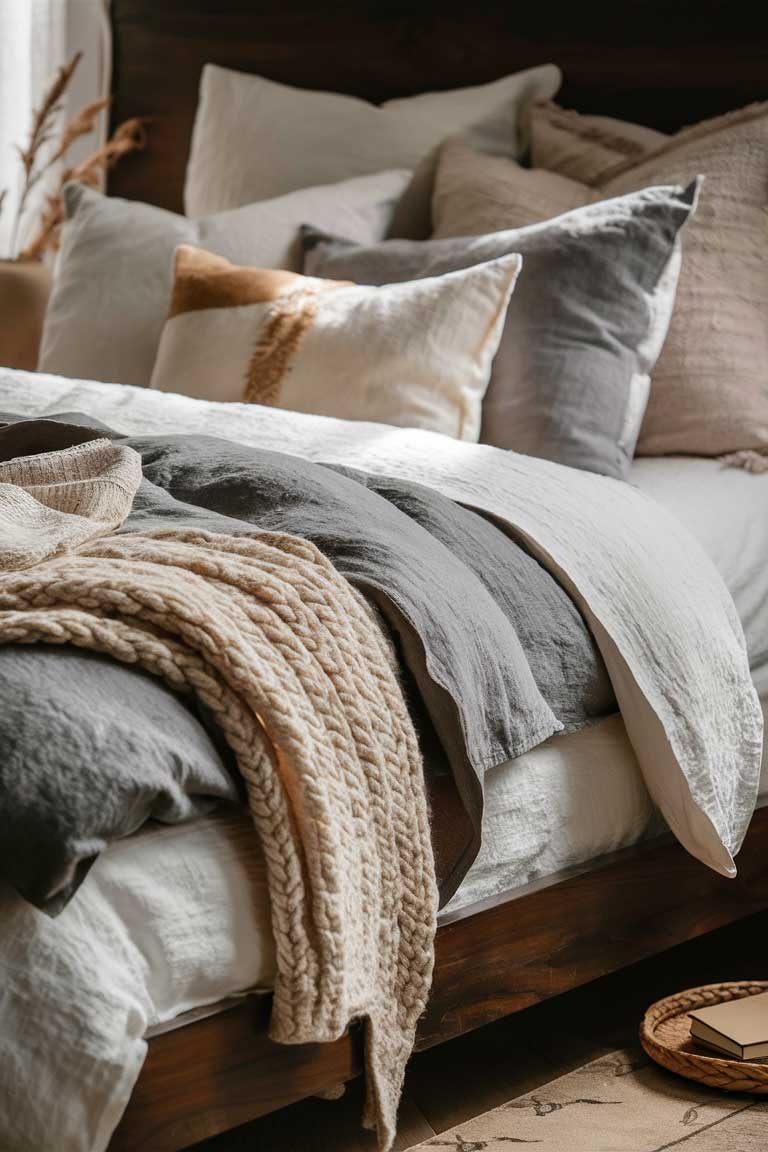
(632, 455, 768, 698)
(0, 370, 765, 1151)
(2, 704, 765, 1152)
(1, 370, 762, 880)
(0, 813, 275, 1152)
(451, 455, 768, 912)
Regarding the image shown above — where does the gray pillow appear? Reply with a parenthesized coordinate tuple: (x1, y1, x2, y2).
(301, 180, 699, 479)
(0, 645, 241, 915)
(38, 170, 410, 389)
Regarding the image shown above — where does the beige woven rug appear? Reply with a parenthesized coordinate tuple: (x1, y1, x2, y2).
(411, 1047, 767, 1151)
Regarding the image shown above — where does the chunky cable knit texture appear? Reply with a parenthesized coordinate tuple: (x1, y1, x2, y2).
(0, 441, 437, 1150)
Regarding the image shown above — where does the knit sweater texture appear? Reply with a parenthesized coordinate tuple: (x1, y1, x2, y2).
(0, 438, 437, 1149)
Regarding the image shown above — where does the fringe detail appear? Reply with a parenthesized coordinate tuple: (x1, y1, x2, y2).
(314, 1083, 347, 1101)
(533, 99, 660, 160)
(719, 450, 768, 474)
(599, 100, 768, 184)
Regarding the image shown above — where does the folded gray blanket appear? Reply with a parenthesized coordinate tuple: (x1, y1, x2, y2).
(0, 646, 240, 912)
(0, 415, 615, 903)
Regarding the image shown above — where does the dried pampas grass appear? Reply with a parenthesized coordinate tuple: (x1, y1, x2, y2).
(21, 118, 146, 260)
(1, 51, 146, 260)
(46, 98, 112, 171)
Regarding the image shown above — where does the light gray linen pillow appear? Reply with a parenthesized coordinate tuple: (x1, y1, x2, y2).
(302, 180, 699, 479)
(38, 170, 410, 389)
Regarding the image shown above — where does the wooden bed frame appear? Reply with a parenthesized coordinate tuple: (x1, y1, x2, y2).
(106, 3, 768, 1148)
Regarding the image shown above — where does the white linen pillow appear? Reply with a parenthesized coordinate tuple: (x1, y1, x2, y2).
(38, 170, 410, 389)
(183, 63, 562, 229)
(150, 245, 522, 440)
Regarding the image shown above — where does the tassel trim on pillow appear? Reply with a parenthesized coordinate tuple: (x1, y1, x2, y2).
(719, 450, 768, 474)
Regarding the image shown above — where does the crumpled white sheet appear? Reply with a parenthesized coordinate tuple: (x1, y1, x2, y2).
(0, 811, 275, 1152)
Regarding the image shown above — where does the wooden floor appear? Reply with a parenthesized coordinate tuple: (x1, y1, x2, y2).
(189, 912, 765, 1151)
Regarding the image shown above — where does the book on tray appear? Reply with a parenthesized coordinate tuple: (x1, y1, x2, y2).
(689, 992, 768, 1060)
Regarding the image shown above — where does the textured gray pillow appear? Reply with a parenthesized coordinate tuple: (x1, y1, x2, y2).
(38, 170, 410, 389)
(302, 180, 699, 479)
(0, 645, 240, 914)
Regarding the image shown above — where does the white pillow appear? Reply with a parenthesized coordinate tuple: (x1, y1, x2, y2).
(183, 64, 562, 226)
(150, 244, 522, 441)
(38, 170, 410, 389)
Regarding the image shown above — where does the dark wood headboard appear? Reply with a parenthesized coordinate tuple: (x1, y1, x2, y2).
(109, 1, 767, 212)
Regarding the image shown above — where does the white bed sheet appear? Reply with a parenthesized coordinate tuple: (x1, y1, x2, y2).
(0, 457, 764, 1151)
(632, 456, 768, 688)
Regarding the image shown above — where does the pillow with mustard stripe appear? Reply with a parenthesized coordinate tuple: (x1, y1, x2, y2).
(38, 171, 411, 390)
(149, 245, 521, 441)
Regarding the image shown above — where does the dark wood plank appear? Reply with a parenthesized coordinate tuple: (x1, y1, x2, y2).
(110, 808, 768, 1150)
(192, 1078, 435, 1151)
(109, 0, 768, 212)
(421, 807, 768, 1046)
(109, 994, 363, 1152)
(192, 912, 766, 1149)
(404, 909, 768, 1140)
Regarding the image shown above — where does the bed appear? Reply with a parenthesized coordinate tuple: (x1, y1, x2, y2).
(0, 379, 763, 1151)
(1, 2, 766, 1150)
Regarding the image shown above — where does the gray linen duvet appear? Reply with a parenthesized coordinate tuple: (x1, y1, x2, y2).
(0, 414, 613, 906)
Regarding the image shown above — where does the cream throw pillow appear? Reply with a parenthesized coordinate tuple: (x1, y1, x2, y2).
(527, 101, 768, 459)
(183, 63, 562, 234)
(150, 246, 521, 440)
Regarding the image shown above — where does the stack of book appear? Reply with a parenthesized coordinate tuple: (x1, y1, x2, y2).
(690, 992, 768, 1061)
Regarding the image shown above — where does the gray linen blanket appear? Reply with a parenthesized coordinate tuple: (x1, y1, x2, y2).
(0, 415, 614, 901)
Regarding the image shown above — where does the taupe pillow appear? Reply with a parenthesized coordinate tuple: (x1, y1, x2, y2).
(304, 155, 698, 479)
(530, 102, 668, 184)
(529, 100, 768, 459)
(432, 142, 591, 235)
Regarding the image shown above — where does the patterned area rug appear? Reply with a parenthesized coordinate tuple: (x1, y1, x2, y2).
(410, 1047, 767, 1150)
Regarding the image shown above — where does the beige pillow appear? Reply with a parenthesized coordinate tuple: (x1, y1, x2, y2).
(150, 246, 521, 440)
(526, 101, 768, 458)
(531, 101, 668, 183)
(433, 138, 594, 237)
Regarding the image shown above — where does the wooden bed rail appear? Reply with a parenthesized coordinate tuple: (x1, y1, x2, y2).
(111, 807, 768, 1150)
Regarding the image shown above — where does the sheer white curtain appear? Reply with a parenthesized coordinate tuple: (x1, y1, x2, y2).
(0, 0, 111, 257)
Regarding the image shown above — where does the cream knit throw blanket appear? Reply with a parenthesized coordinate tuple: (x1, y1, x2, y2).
(0, 439, 437, 1149)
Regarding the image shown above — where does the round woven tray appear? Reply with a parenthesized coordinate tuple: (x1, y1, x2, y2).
(641, 981, 768, 1093)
